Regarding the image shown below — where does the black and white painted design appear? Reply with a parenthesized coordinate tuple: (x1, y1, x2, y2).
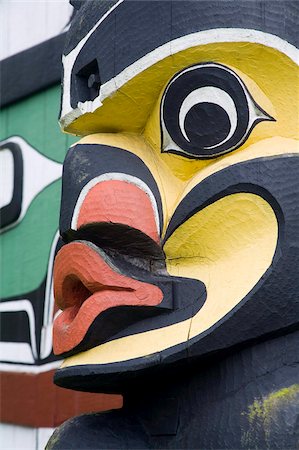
(0, 232, 61, 370)
(0, 141, 23, 229)
(0, 136, 63, 371)
(161, 63, 273, 159)
(0, 137, 62, 233)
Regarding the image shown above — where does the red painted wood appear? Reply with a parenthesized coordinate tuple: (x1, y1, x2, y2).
(0, 370, 122, 427)
(77, 180, 159, 242)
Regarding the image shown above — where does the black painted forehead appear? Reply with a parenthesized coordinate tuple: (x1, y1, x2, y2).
(65, 0, 119, 55)
(65, 0, 299, 58)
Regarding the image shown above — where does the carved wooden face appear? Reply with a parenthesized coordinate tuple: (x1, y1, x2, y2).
(53, 1, 299, 392)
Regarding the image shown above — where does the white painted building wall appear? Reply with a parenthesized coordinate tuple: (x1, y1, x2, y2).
(0, 0, 73, 60)
(1, 423, 54, 449)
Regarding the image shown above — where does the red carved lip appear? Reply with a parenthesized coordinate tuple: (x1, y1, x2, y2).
(53, 241, 163, 355)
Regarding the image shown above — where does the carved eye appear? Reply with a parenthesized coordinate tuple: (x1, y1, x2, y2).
(161, 63, 274, 159)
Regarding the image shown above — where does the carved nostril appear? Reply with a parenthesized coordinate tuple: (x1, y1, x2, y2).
(62, 275, 92, 310)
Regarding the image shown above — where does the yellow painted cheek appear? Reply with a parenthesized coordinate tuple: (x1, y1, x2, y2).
(164, 193, 278, 339)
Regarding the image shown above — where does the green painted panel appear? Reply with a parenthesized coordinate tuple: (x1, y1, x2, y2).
(0, 84, 77, 298)
(0, 181, 61, 298)
(0, 85, 76, 162)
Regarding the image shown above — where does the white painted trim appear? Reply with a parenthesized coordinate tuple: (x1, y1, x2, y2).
(0, 148, 14, 208)
(71, 173, 160, 234)
(0, 342, 35, 364)
(40, 231, 60, 360)
(60, 28, 299, 127)
(43, 231, 59, 327)
(0, 360, 61, 373)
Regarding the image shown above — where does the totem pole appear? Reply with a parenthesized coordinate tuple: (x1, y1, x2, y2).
(48, 1, 299, 448)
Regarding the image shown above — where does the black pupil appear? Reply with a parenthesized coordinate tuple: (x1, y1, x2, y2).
(184, 102, 231, 149)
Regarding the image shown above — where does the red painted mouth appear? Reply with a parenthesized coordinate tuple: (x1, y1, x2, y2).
(53, 241, 163, 355)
